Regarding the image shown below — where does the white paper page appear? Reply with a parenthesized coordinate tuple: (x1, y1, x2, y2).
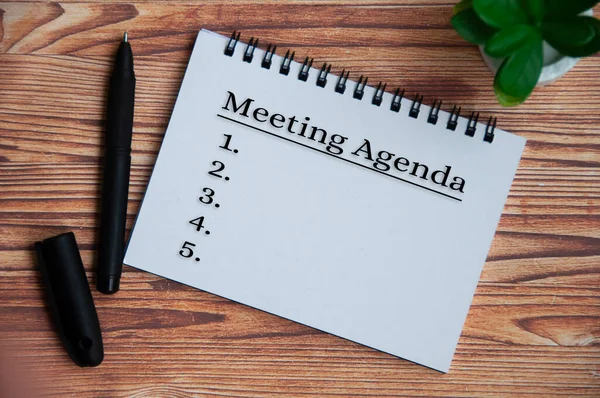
(125, 29, 526, 373)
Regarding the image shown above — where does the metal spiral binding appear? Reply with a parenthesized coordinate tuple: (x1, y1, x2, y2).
(465, 112, 479, 137)
(484, 117, 496, 143)
(354, 76, 368, 100)
(317, 63, 331, 88)
(447, 106, 461, 131)
(243, 37, 258, 63)
(409, 94, 424, 119)
(390, 88, 405, 112)
(335, 70, 349, 94)
(298, 57, 313, 82)
(262, 44, 277, 69)
(372, 82, 386, 106)
(224, 31, 496, 143)
(428, 100, 442, 125)
(224, 31, 241, 56)
(279, 50, 294, 75)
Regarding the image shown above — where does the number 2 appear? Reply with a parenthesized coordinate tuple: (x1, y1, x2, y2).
(208, 161, 225, 178)
(179, 241, 196, 258)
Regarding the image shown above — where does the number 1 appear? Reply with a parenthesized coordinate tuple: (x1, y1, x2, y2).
(220, 134, 233, 151)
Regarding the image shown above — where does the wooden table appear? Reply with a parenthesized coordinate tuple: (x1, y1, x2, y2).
(1, 1, 599, 396)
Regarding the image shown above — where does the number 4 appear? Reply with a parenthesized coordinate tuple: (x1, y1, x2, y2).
(189, 216, 205, 231)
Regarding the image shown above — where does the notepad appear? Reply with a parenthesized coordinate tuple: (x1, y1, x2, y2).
(124, 29, 526, 372)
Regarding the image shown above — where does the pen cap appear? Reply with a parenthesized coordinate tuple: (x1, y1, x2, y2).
(35, 232, 104, 367)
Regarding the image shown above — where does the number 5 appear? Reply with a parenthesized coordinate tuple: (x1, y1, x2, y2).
(179, 241, 196, 258)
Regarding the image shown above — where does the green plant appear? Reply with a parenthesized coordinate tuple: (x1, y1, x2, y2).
(452, 0, 600, 106)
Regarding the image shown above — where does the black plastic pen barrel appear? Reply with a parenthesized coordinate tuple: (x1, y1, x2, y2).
(97, 33, 135, 294)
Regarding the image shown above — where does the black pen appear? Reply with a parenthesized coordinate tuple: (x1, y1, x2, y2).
(97, 32, 135, 294)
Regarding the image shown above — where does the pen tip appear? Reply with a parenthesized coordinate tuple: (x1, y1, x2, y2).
(123, 32, 128, 42)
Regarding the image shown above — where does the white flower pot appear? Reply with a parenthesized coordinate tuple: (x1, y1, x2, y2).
(480, 8, 594, 87)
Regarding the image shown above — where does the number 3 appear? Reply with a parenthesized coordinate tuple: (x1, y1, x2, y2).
(199, 188, 215, 204)
(179, 241, 196, 258)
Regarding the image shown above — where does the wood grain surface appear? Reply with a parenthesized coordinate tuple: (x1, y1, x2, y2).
(1, 1, 599, 397)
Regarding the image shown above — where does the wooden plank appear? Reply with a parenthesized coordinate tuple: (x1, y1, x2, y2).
(1, 269, 599, 396)
(1, 1, 599, 396)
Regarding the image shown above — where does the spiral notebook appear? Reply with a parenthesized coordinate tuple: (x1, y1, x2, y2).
(124, 29, 526, 372)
